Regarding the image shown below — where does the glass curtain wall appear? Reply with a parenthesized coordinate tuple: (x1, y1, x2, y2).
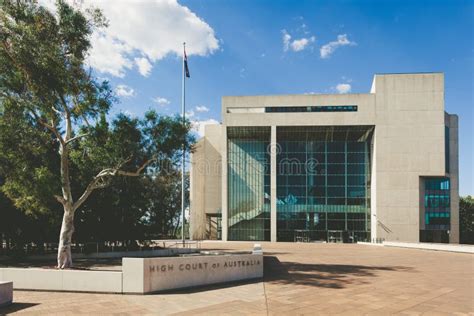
(276, 126, 374, 242)
(227, 127, 271, 241)
(424, 178, 450, 230)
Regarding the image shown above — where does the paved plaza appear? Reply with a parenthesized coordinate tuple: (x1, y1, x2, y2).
(1, 242, 473, 315)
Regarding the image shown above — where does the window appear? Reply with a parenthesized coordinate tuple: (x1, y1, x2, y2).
(227, 127, 271, 241)
(423, 178, 450, 231)
(265, 105, 357, 113)
(276, 126, 374, 242)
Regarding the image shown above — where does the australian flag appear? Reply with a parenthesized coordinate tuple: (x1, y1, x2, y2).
(184, 48, 190, 78)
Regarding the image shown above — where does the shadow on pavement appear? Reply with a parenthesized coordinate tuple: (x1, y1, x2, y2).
(264, 256, 414, 289)
(0, 303, 39, 314)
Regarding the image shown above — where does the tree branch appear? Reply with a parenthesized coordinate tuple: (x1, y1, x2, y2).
(72, 156, 156, 211)
(116, 157, 155, 177)
(65, 132, 89, 145)
(81, 114, 91, 128)
(51, 106, 63, 117)
(54, 195, 66, 205)
(58, 95, 72, 141)
(29, 109, 65, 146)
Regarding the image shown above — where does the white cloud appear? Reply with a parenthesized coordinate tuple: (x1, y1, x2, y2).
(134, 57, 152, 77)
(336, 83, 351, 94)
(152, 96, 170, 106)
(320, 34, 356, 59)
(192, 118, 219, 136)
(88, 33, 133, 77)
(39, 0, 219, 77)
(290, 36, 315, 52)
(185, 110, 195, 118)
(116, 84, 135, 97)
(195, 105, 209, 113)
(282, 29, 315, 52)
(282, 30, 292, 52)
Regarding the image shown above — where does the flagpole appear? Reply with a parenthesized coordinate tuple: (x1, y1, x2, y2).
(181, 42, 186, 247)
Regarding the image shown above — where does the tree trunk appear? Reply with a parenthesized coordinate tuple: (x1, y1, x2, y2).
(57, 206, 75, 269)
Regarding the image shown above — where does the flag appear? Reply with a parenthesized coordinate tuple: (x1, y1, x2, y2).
(184, 48, 190, 78)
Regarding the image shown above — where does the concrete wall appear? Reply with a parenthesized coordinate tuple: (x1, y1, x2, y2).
(190, 73, 459, 244)
(123, 253, 263, 294)
(446, 113, 460, 243)
(222, 93, 376, 127)
(0, 251, 262, 294)
(190, 138, 206, 239)
(190, 125, 222, 240)
(0, 268, 122, 293)
(372, 73, 446, 242)
(0, 281, 13, 308)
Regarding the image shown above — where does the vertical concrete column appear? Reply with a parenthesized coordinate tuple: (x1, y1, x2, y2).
(270, 125, 277, 242)
(221, 127, 228, 241)
(370, 129, 377, 243)
(448, 115, 460, 243)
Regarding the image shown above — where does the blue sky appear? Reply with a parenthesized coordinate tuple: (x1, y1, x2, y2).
(75, 0, 473, 195)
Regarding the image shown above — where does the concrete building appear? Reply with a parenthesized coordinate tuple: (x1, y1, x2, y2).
(189, 73, 459, 243)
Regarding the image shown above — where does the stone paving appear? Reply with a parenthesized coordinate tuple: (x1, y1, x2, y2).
(1, 242, 473, 315)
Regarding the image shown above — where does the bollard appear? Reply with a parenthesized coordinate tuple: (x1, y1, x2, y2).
(252, 243, 263, 254)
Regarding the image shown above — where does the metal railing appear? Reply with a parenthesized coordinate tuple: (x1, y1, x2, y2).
(0, 239, 201, 257)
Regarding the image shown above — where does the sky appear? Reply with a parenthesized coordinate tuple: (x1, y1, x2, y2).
(41, 0, 474, 195)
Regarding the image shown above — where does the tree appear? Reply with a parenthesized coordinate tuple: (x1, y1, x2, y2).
(72, 112, 194, 243)
(141, 171, 184, 239)
(0, 1, 193, 268)
(460, 195, 474, 244)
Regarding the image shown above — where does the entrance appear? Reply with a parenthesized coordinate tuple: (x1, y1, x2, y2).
(327, 231, 362, 243)
(420, 230, 449, 243)
(206, 215, 221, 240)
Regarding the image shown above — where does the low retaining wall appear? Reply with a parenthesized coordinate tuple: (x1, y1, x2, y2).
(0, 250, 263, 294)
(123, 253, 263, 294)
(357, 242, 384, 247)
(383, 241, 474, 254)
(0, 281, 13, 307)
(0, 268, 122, 293)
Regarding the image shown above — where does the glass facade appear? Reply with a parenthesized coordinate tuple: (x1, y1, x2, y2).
(424, 178, 450, 230)
(276, 126, 374, 242)
(227, 127, 271, 241)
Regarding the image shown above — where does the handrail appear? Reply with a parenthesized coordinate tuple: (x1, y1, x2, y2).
(0, 239, 201, 256)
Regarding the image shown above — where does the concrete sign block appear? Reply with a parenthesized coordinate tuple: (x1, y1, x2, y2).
(0, 281, 13, 308)
(123, 253, 263, 294)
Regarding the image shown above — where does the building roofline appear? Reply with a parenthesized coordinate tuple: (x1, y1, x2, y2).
(222, 73, 444, 99)
(222, 92, 372, 98)
(373, 72, 444, 75)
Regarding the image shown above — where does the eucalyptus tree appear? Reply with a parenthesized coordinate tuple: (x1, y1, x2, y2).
(0, 1, 193, 268)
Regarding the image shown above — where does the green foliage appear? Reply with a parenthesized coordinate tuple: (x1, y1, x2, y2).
(70, 111, 193, 240)
(141, 171, 188, 238)
(69, 111, 194, 241)
(460, 195, 474, 244)
(0, 0, 113, 214)
(0, 100, 60, 215)
(0, 1, 196, 248)
(0, 1, 111, 122)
